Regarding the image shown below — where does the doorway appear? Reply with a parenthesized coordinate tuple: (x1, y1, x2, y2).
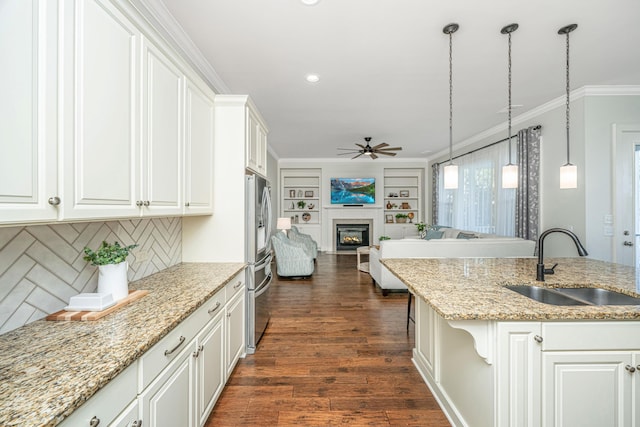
(614, 125, 640, 268)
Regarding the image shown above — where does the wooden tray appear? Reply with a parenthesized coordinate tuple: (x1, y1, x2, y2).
(46, 290, 148, 321)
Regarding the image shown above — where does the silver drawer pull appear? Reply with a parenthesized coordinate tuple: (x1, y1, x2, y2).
(164, 336, 185, 356)
(233, 281, 243, 290)
(208, 301, 221, 314)
(89, 416, 100, 426)
(132, 421, 142, 427)
(534, 335, 543, 343)
(625, 364, 636, 373)
(48, 196, 61, 206)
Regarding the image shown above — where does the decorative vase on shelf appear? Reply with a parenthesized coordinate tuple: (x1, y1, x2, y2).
(297, 190, 303, 197)
(386, 201, 392, 209)
(98, 262, 129, 301)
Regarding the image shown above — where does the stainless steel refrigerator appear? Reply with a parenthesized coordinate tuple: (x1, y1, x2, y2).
(245, 174, 273, 354)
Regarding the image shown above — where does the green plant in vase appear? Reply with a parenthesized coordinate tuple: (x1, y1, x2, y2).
(83, 241, 138, 301)
(297, 200, 306, 209)
(415, 222, 430, 238)
(395, 213, 408, 223)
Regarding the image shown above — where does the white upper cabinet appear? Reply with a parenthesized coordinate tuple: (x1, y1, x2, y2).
(141, 38, 184, 216)
(60, 0, 141, 220)
(246, 108, 267, 175)
(0, 0, 59, 224)
(184, 78, 215, 215)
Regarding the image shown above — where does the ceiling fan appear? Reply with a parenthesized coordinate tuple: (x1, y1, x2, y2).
(337, 137, 403, 159)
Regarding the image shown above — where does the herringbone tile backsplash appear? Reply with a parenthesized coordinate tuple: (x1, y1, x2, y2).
(0, 218, 182, 334)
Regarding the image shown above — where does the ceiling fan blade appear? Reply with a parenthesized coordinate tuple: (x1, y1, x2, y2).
(370, 152, 378, 159)
(377, 151, 397, 156)
(351, 153, 364, 159)
(337, 148, 359, 150)
(337, 151, 359, 155)
(371, 143, 389, 150)
(376, 146, 403, 151)
(355, 143, 366, 149)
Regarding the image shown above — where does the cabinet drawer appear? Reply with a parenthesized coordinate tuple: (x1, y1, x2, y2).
(542, 321, 640, 351)
(59, 362, 137, 427)
(226, 272, 245, 302)
(138, 288, 225, 391)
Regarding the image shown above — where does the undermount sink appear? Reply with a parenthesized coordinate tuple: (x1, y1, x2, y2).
(505, 285, 640, 306)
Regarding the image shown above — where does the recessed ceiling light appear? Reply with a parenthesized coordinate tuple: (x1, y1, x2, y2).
(305, 74, 320, 83)
(301, 0, 320, 5)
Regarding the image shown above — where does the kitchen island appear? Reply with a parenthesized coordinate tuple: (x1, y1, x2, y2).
(0, 262, 245, 427)
(382, 257, 640, 427)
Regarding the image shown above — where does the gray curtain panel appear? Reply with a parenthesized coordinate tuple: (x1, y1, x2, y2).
(431, 162, 440, 225)
(515, 125, 541, 241)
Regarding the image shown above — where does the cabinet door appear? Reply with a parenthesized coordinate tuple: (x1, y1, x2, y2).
(257, 123, 268, 173)
(61, 0, 140, 220)
(141, 38, 183, 216)
(184, 79, 214, 215)
(226, 291, 245, 376)
(542, 351, 632, 427)
(246, 109, 259, 173)
(140, 344, 195, 427)
(0, 0, 58, 224)
(496, 322, 541, 427)
(196, 313, 225, 427)
(111, 399, 141, 427)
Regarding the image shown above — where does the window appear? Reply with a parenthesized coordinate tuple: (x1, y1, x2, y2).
(437, 140, 516, 236)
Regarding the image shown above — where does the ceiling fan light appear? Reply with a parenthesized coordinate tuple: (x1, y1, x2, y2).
(444, 164, 458, 189)
(305, 74, 320, 83)
(560, 163, 578, 189)
(502, 164, 518, 189)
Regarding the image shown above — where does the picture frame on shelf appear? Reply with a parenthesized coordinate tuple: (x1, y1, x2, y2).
(304, 190, 314, 197)
(289, 189, 296, 198)
(399, 190, 410, 197)
(385, 214, 394, 223)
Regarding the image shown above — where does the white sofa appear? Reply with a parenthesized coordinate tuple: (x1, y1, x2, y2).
(369, 232, 536, 295)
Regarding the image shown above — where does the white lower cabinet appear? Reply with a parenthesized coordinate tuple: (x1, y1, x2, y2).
(140, 342, 194, 427)
(542, 351, 632, 427)
(226, 290, 245, 377)
(196, 311, 225, 426)
(111, 399, 142, 427)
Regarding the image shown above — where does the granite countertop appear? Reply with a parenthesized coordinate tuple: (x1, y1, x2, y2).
(381, 257, 640, 321)
(0, 262, 245, 427)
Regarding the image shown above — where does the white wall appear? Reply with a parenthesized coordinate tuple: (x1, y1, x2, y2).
(427, 87, 640, 260)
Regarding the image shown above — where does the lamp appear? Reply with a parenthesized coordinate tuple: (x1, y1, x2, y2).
(501, 23, 519, 189)
(443, 23, 459, 190)
(559, 24, 578, 189)
(276, 217, 291, 236)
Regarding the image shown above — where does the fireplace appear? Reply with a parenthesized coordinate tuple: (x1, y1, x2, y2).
(336, 224, 370, 251)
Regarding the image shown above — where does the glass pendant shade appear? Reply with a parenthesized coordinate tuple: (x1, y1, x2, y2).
(502, 164, 518, 189)
(560, 163, 577, 189)
(444, 164, 458, 189)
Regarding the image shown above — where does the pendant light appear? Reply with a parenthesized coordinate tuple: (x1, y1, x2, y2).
(559, 24, 578, 189)
(501, 23, 519, 189)
(443, 23, 459, 189)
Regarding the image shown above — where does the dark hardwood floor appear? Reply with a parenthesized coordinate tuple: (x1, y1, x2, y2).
(205, 253, 450, 426)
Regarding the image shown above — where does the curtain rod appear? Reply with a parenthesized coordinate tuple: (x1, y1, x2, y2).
(435, 124, 541, 166)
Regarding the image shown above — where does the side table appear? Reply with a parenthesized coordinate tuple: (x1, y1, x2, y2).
(356, 246, 370, 273)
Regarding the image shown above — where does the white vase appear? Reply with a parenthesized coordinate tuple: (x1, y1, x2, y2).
(98, 261, 129, 301)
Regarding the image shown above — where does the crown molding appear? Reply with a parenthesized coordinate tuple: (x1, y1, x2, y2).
(129, 0, 230, 94)
(430, 85, 640, 162)
(278, 157, 429, 164)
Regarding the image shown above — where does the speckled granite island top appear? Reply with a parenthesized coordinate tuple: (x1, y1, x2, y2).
(0, 262, 245, 427)
(382, 257, 640, 321)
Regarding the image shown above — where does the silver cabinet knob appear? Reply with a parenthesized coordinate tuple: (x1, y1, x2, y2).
(534, 335, 543, 343)
(623, 241, 634, 247)
(625, 364, 636, 373)
(132, 419, 142, 426)
(48, 196, 61, 206)
(185, 202, 190, 207)
(89, 416, 100, 426)
(143, 200, 150, 207)
(136, 200, 143, 207)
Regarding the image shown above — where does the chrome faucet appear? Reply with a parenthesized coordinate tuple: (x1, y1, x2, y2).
(536, 228, 588, 281)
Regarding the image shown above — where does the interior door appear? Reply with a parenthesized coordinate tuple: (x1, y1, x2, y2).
(614, 125, 640, 267)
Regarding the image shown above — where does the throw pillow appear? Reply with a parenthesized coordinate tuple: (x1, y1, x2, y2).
(425, 229, 444, 240)
(457, 232, 478, 239)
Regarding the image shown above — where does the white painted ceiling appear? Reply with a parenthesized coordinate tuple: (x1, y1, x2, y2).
(159, 0, 640, 160)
